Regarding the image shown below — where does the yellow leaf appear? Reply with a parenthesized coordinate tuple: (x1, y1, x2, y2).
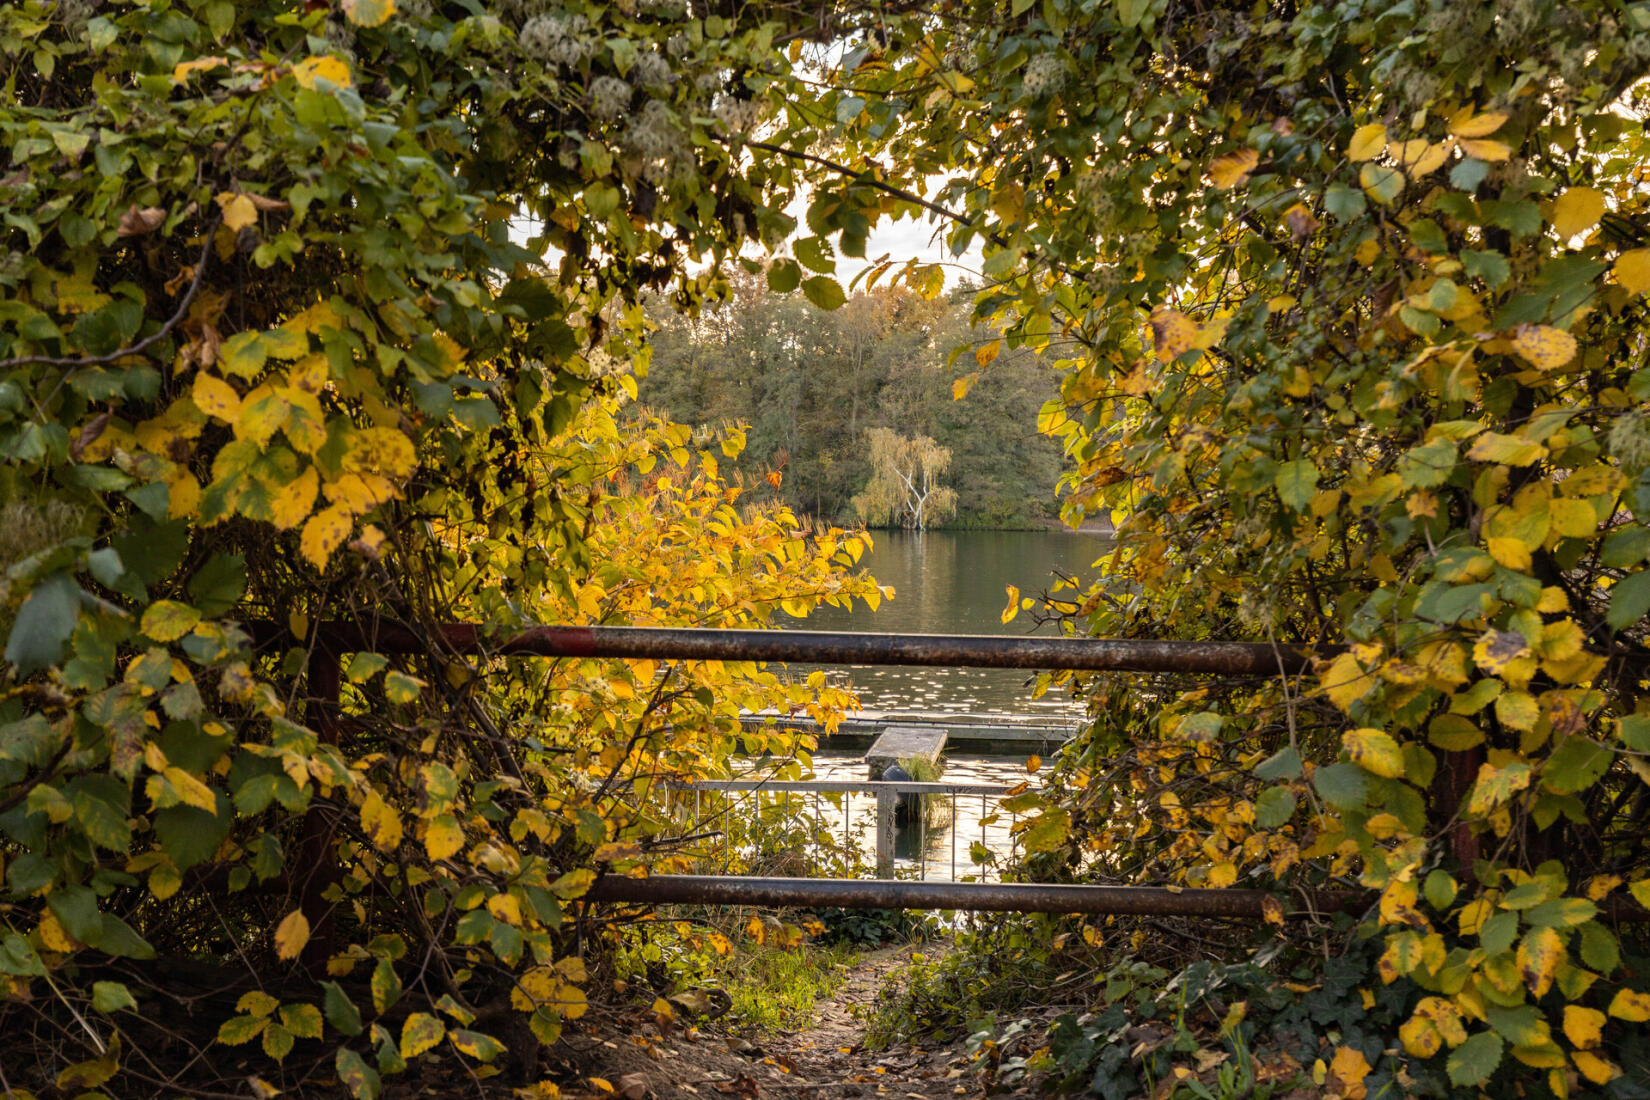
(1548, 498, 1597, 541)
(1343, 728, 1405, 778)
(975, 339, 1001, 368)
(273, 909, 310, 961)
(400, 1012, 445, 1059)
(324, 472, 398, 515)
(1563, 1005, 1605, 1050)
(1473, 629, 1530, 675)
(360, 790, 403, 853)
(271, 466, 319, 531)
(1392, 139, 1448, 176)
(192, 372, 242, 422)
(1550, 187, 1606, 239)
(1517, 926, 1563, 997)
(1448, 109, 1510, 138)
(1608, 987, 1650, 1022)
(1026, 754, 1041, 773)
(343, 0, 397, 26)
(1466, 431, 1546, 466)
(1347, 123, 1387, 161)
(293, 55, 352, 90)
(425, 814, 464, 860)
(1459, 138, 1512, 161)
(1328, 1045, 1371, 1100)
(1573, 1050, 1619, 1085)
(1206, 861, 1237, 888)
(952, 374, 976, 400)
(1615, 249, 1650, 294)
(1509, 324, 1577, 371)
(1148, 307, 1198, 362)
(1322, 652, 1373, 713)
(216, 192, 258, 233)
(164, 765, 218, 812)
(299, 503, 353, 569)
(1001, 584, 1020, 624)
(1209, 148, 1259, 189)
(1486, 537, 1531, 570)
(173, 56, 228, 83)
(38, 910, 77, 952)
(346, 427, 418, 478)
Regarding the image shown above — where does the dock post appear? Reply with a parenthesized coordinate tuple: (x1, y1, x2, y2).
(876, 787, 896, 877)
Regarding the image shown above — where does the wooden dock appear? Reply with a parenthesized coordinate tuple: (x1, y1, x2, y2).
(739, 710, 1077, 755)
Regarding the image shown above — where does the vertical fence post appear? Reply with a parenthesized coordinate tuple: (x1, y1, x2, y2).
(875, 786, 896, 877)
(300, 647, 341, 973)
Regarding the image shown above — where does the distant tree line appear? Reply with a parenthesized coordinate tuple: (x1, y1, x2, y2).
(638, 273, 1067, 528)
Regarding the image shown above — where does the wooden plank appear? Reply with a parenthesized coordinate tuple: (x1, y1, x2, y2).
(865, 725, 946, 779)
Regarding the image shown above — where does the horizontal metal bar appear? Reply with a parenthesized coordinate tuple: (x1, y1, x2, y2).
(585, 874, 1367, 919)
(252, 622, 1311, 675)
(677, 780, 1016, 795)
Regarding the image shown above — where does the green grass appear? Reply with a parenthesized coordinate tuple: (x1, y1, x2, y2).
(717, 939, 860, 1034)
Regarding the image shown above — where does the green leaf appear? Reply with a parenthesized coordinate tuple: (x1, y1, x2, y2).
(153, 801, 232, 870)
(1424, 870, 1458, 911)
(324, 981, 365, 1036)
(1254, 746, 1302, 781)
(1525, 897, 1598, 928)
(336, 1048, 382, 1100)
(1323, 184, 1366, 222)
(1579, 920, 1621, 972)
(1359, 163, 1405, 204)
(1607, 570, 1650, 631)
(140, 599, 201, 642)
(70, 774, 133, 851)
(218, 1015, 268, 1046)
(95, 914, 155, 959)
(282, 1002, 325, 1039)
(1253, 786, 1297, 828)
(92, 980, 137, 1013)
(1311, 762, 1368, 810)
(766, 258, 801, 293)
(187, 553, 246, 617)
(0, 933, 47, 976)
(348, 652, 390, 683)
(1021, 807, 1070, 853)
(383, 671, 425, 704)
(1274, 458, 1318, 511)
(1446, 1031, 1503, 1086)
(48, 884, 103, 945)
(1542, 736, 1612, 794)
(5, 574, 82, 674)
(801, 275, 846, 311)
(1478, 911, 1518, 955)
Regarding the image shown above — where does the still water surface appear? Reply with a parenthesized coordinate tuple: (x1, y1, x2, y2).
(793, 529, 1111, 717)
(779, 529, 1110, 876)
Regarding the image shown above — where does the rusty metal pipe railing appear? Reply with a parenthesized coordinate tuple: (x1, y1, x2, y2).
(587, 874, 1364, 918)
(252, 622, 1312, 676)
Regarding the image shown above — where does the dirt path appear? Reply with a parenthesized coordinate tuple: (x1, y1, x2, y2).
(557, 941, 999, 1100)
(779, 941, 970, 1098)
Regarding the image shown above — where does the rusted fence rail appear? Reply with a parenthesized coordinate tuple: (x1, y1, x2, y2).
(253, 622, 1313, 676)
(585, 874, 1366, 918)
(261, 621, 1637, 927)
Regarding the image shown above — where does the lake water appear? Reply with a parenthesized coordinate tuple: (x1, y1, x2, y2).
(792, 528, 1112, 717)
(779, 529, 1111, 876)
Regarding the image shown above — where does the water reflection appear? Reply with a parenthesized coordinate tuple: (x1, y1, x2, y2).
(791, 529, 1112, 716)
(808, 752, 1045, 880)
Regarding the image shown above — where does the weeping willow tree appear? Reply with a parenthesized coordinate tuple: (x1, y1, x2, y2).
(851, 428, 958, 530)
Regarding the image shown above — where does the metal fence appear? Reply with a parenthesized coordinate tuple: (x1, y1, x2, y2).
(670, 779, 1028, 881)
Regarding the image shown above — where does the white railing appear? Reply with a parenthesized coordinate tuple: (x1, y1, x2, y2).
(669, 779, 1031, 881)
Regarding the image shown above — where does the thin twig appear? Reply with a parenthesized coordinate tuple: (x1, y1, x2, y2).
(0, 218, 218, 371)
